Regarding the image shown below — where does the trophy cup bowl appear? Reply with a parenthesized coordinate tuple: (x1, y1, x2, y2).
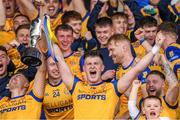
(21, 47, 42, 67)
(21, 18, 42, 67)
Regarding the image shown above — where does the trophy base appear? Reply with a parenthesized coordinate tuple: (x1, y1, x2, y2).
(21, 47, 42, 67)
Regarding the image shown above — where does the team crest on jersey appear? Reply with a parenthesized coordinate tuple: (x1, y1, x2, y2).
(169, 51, 174, 58)
(143, 71, 148, 78)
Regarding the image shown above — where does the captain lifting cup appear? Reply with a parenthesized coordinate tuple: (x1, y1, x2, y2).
(21, 18, 42, 67)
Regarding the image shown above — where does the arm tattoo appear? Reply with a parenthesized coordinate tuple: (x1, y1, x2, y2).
(163, 63, 177, 86)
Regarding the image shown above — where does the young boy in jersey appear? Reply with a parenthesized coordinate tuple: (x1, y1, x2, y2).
(142, 96, 164, 120)
(128, 54, 179, 119)
(128, 80, 166, 120)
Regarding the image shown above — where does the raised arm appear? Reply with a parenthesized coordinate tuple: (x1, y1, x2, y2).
(16, 0, 38, 21)
(135, 28, 153, 52)
(71, 0, 86, 17)
(0, 0, 5, 29)
(128, 80, 141, 119)
(32, 50, 46, 97)
(53, 44, 74, 88)
(118, 35, 164, 93)
(135, 27, 161, 65)
(161, 54, 179, 106)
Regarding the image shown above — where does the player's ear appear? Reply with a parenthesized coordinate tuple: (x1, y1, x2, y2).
(24, 82, 29, 89)
(7, 56, 10, 65)
(101, 64, 104, 72)
(162, 81, 165, 88)
(160, 106, 163, 113)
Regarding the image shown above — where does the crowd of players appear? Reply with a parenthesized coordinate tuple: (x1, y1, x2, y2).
(0, 0, 179, 119)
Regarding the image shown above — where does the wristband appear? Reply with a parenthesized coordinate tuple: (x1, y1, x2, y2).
(140, 38, 145, 44)
(151, 45, 160, 54)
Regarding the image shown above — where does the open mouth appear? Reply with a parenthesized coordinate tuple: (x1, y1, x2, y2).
(89, 71, 97, 78)
(48, 7, 55, 14)
(6, 6, 11, 10)
(0, 64, 3, 71)
(149, 87, 156, 93)
(0, 64, 3, 68)
(149, 88, 156, 94)
(23, 43, 29, 47)
(150, 111, 156, 116)
(150, 89, 156, 92)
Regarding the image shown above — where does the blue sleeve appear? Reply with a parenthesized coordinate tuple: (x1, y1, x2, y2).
(71, 39, 81, 52)
(82, 11, 90, 23)
(166, 45, 180, 62)
(138, 67, 151, 84)
(7, 60, 16, 73)
(125, 0, 144, 22)
(20, 66, 37, 82)
(158, 0, 180, 23)
(40, 108, 46, 119)
(29, 91, 43, 102)
(87, 0, 104, 38)
(135, 0, 150, 8)
(111, 80, 122, 97)
(69, 76, 80, 94)
(86, 38, 97, 51)
(71, 38, 97, 52)
(17, 44, 26, 56)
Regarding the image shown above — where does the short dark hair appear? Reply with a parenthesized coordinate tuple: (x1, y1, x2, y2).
(15, 24, 30, 35)
(158, 22, 178, 35)
(111, 12, 128, 21)
(16, 67, 37, 83)
(55, 24, 73, 36)
(61, 10, 82, 24)
(139, 16, 157, 28)
(0, 46, 7, 54)
(95, 17, 112, 28)
(143, 95, 162, 106)
(146, 70, 165, 80)
(84, 50, 104, 62)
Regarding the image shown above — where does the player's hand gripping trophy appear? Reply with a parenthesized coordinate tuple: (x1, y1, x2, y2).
(21, 18, 42, 67)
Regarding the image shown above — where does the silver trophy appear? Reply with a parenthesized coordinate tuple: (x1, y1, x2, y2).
(21, 18, 42, 67)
